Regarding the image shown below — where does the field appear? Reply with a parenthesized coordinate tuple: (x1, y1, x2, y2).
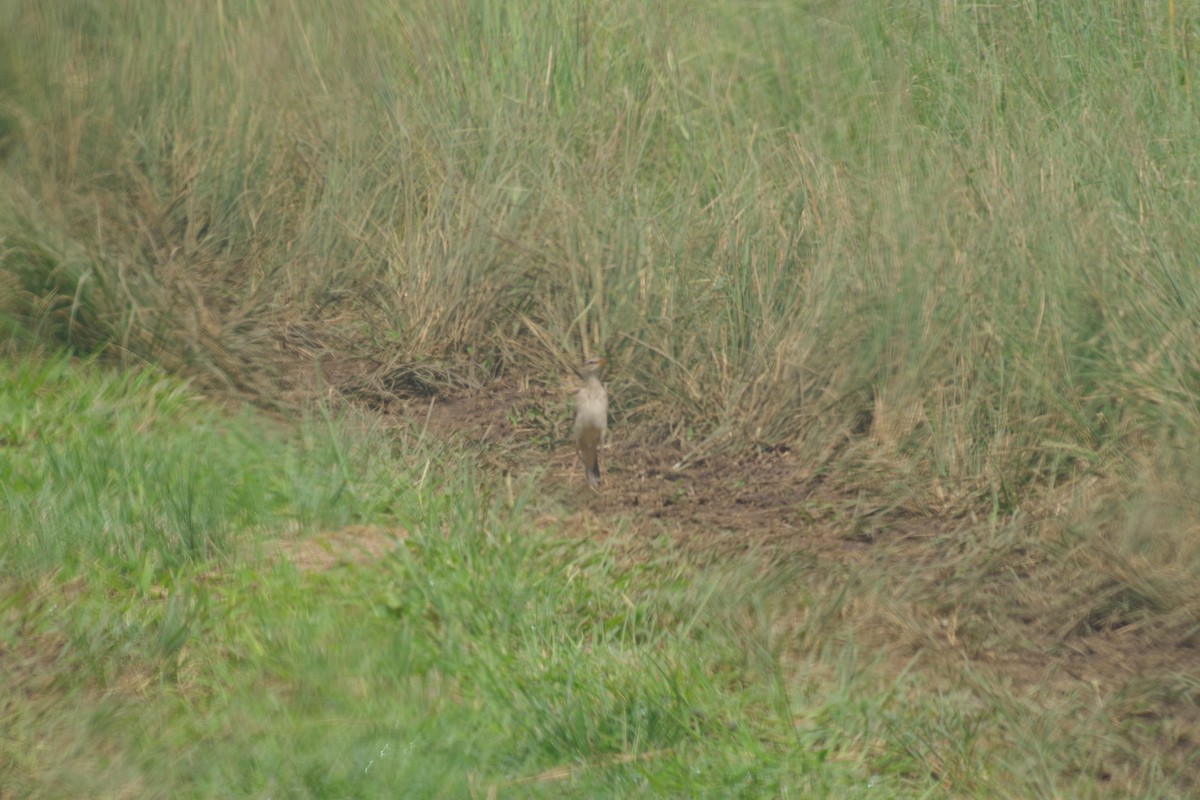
(2, 1, 1200, 796)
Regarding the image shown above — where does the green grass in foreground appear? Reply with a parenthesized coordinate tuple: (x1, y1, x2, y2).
(0, 354, 926, 797)
(7, 353, 1150, 798)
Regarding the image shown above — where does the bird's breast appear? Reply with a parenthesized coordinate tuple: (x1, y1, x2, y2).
(574, 386, 608, 432)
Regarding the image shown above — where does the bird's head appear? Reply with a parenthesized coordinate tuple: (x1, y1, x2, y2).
(580, 356, 607, 376)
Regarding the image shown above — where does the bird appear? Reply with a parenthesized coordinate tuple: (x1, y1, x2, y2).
(574, 356, 608, 489)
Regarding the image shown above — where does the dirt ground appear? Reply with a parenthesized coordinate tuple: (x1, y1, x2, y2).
(333, 376, 1200, 789)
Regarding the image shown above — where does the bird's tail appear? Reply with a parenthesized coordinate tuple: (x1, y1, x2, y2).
(578, 431, 602, 488)
(585, 456, 601, 488)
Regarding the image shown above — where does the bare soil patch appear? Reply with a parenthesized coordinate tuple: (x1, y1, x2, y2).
(272, 525, 406, 573)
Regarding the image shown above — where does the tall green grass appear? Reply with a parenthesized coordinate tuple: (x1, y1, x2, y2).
(4, 1, 1198, 511)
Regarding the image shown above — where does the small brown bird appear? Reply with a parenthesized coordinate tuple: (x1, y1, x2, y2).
(574, 356, 608, 488)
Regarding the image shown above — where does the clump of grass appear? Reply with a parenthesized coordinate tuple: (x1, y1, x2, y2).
(0, 352, 414, 578)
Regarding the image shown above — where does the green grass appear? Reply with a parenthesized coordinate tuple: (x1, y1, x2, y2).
(0, 353, 401, 576)
(5, 352, 1179, 798)
(0, 354, 940, 797)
